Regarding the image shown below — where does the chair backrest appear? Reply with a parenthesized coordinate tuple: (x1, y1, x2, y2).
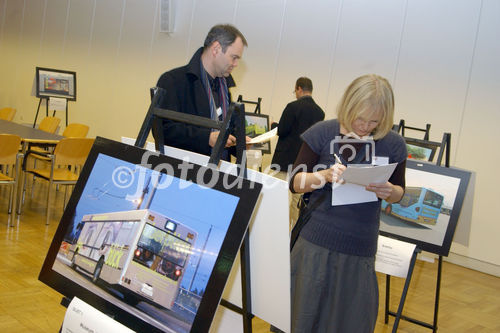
(62, 123, 89, 138)
(39, 116, 61, 134)
(0, 107, 16, 121)
(0, 134, 21, 165)
(53, 138, 95, 167)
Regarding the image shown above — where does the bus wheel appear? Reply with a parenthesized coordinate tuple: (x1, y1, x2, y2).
(385, 204, 392, 215)
(92, 258, 104, 284)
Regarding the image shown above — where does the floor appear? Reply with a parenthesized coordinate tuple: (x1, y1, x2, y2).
(0, 181, 499, 332)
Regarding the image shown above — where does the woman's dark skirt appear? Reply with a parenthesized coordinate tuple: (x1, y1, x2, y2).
(291, 237, 378, 332)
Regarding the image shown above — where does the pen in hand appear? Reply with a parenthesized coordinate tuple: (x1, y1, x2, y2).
(332, 154, 346, 184)
(334, 153, 343, 165)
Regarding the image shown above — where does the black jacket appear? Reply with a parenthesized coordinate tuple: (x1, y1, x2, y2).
(154, 47, 236, 156)
(271, 96, 325, 171)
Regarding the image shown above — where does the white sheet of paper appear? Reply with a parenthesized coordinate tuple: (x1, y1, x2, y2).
(341, 163, 397, 186)
(248, 127, 277, 144)
(331, 182, 377, 205)
(331, 163, 397, 206)
(61, 297, 135, 333)
(375, 235, 416, 278)
(49, 96, 67, 111)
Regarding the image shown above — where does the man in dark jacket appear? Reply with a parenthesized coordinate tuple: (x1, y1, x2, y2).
(154, 24, 247, 157)
(271, 77, 325, 225)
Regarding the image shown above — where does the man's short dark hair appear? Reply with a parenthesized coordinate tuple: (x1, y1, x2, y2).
(203, 24, 248, 52)
(296, 77, 313, 92)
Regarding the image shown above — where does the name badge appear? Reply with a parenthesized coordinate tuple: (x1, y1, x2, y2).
(373, 156, 389, 165)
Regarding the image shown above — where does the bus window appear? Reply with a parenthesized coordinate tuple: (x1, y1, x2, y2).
(423, 190, 443, 209)
(134, 224, 191, 281)
(85, 229, 94, 246)
(159, 235, 190, 266)
(157, 259, 181, 281)
(114, 221, 137, 246)
(399, 187, 421, 207)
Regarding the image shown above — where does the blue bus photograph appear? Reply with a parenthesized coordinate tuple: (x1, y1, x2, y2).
(382, 186, 444, 225)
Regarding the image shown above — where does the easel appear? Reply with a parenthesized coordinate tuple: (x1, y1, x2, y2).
(395, 119, 431, 140)
(136, 87, 255, 332)
(237, 95, 267, 172)
(385, 124, 451, 332)
(237, 95, 262, 114)
(33, 97, 70, 127)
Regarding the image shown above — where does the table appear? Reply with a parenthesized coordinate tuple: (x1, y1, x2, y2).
(0, 119, 63, 147)
(0, 119, 63, 217)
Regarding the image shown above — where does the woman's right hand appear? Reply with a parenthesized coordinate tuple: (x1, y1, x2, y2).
(316, 163, 346, 185)
(294, 163, 347, 193)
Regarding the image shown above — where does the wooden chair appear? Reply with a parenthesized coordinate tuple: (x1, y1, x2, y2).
(22, 137, 94, 225)
(62, 123, 89, 138)
(27, 116, 63, 168)
(38, 116, 61, 134)
(28, 116, 64, 163)
(0, 134, 22, 223)
(0, 107, 16, 121)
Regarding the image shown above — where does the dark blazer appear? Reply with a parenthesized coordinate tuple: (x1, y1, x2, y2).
(154, 47, 235, 156)
(271, 96, 325, 171)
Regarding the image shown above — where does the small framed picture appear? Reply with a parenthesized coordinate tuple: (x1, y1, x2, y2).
(36, 67, 77, 101)
(245, 112, 270, 154)
(405, 137, 441, 162)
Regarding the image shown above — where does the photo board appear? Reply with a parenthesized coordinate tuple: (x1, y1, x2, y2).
(245, 112, 270, 154)
(379, 159, 471, 256)
(38, 137, 262, 333)
(36, 67, 77, 101)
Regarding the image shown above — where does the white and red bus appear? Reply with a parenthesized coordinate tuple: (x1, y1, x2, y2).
(69, 209, 197, 309)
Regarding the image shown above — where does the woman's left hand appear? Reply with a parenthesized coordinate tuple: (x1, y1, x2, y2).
(365, 181, 394, 200)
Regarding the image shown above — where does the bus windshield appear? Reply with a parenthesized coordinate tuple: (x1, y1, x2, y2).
(136, 224, 191, 268)
(423, 190, 444, 209)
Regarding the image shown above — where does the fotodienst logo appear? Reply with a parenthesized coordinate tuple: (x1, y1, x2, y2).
(110, 150, 293, 200)
(330, 135, 375, 164)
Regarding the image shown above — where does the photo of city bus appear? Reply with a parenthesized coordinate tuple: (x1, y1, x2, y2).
(382, 186, 444, 225)
(68, 209, 197, 310)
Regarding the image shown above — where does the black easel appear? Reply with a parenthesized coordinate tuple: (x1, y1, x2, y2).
(237, 95, 262, 114)
(384, 129, 451, 333)
(33, 97, 69, 127)
(136, 87, 254, 332)
(395, 119, 431, 140)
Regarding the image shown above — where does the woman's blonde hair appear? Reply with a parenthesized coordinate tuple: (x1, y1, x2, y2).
(337, 74, 394, 140)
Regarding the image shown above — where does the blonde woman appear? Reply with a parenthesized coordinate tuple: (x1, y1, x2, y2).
(290, 74, 407, 332)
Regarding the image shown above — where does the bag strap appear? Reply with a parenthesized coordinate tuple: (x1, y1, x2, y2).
(290, 191, 327, 251)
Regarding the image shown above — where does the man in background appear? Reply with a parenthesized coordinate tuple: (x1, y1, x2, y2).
(154, 24, 247, 159)
(271, 77, 325, 226)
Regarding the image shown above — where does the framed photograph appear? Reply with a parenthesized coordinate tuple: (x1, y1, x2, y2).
(405, 137, 441, 162)
(245, 112, 271, 154)
(39, 137, 262, 333)
(36, 67, 77, 101)
(379, 159, 471, 256)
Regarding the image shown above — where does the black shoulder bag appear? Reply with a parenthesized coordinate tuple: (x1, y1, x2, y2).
(290, 191, 327, 251)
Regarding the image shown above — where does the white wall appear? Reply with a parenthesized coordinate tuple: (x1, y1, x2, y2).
(1, 0, 499, 273)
